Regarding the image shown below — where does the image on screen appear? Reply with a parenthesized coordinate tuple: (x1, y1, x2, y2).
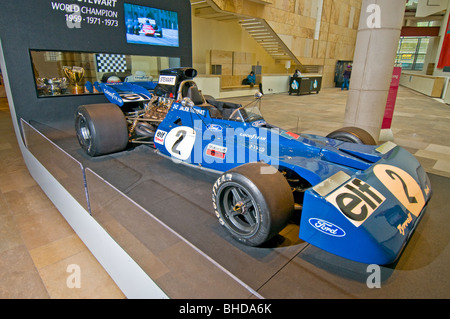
(124, 3, 179, 47)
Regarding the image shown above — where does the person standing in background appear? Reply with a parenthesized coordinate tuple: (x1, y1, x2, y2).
(342, 65, 352, 90)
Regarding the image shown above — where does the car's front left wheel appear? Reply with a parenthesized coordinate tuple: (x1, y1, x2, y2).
(212, 162, 294, 246)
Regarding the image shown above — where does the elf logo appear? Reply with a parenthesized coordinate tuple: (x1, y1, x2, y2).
(326, 178, 386, 227)
(154, 130, 167, 145)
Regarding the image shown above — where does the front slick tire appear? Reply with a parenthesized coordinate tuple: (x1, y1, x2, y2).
(212, 162, 294, 246)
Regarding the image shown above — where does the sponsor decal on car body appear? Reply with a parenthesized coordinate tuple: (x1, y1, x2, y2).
(308, 218, 346, 237)
(206, 124, 223, 133)
(158, 75, 177, 86)
(154, 130, 167, 145)
(206, 144, 227, 159)
(325, 178, 386, 227)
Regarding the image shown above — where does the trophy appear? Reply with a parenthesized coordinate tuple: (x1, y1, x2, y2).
(64, 66, 85, 94)
(36, 77, 69, 96)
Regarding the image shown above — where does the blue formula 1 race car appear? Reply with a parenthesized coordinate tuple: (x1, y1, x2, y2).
(75, 67, 432, 265)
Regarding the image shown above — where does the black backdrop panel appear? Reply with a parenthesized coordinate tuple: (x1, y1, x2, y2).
(0, 0, 192, 128)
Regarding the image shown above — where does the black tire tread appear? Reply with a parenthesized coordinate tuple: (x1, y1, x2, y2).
(326, 126, 376, 145)
(75, 103, 128, 156)
(213, 162, 294, 246)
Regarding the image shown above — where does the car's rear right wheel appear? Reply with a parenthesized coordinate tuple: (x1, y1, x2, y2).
(326, 126, 376, 145)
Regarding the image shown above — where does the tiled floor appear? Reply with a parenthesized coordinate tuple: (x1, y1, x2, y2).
(0, 85, 449, 298)
(0, 98, 125, 299)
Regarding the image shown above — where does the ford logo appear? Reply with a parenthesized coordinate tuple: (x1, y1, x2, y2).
(252, 120, 266, 127)
(206, 124, 223, 132)
(309, 218, 346, 237)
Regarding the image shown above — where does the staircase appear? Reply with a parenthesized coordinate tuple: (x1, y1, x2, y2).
(238, 18, 302, 67)
(191, 0, 303, 69)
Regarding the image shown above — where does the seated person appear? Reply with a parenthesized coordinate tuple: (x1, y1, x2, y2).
(293, 69, 302, 77)
(242, 71, 256, 87)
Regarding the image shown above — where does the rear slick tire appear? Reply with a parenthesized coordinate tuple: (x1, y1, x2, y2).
(212, 162, 294, 246)
(75, 103, 129, 157)
(326, 126, 376, 145)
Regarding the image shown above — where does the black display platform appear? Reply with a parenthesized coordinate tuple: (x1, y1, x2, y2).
(31, 121, 450, 298)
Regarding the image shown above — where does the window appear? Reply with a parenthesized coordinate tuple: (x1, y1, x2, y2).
(396, 37, 430, 71)
(211, 64, 222, 75)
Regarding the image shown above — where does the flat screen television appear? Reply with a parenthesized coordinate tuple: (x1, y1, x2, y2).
(124, 3, 179, 47)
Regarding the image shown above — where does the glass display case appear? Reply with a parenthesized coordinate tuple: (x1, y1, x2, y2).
(30, 50, 180, 97)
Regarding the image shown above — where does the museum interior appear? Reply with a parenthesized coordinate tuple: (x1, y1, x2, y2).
(0, 0, 449, 300)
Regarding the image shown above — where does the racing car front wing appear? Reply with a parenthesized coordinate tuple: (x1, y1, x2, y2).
(299, 143, 432, 265)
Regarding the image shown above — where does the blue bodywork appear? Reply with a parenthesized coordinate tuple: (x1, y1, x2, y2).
(86, 80, 157, 106)
(95, 70, 432, 265)
(153, 99, 432, 265)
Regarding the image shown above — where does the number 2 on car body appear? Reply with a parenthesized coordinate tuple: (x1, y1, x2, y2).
(373, 164, 425, 217)
(164, 126, 196, 160)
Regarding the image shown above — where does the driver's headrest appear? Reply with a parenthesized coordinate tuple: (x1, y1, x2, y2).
(186, 85, 204, 105)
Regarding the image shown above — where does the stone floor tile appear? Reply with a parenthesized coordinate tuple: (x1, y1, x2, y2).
(37, 250, 125, 299)
(426, 144, 450, 155)
(0, 245, 49, 299)
(29, 234, 87, 269)
(433, 160, 450, 174)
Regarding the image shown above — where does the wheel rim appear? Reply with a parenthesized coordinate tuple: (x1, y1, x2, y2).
(76, 114, 91, 147)
(219, 183, 260, 236)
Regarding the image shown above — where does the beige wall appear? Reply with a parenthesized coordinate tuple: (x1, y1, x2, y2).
(191, 16, 287, 76)
(191, 0, 362, 88)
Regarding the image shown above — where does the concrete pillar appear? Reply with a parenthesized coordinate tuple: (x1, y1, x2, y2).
(344, 0, 405, 142)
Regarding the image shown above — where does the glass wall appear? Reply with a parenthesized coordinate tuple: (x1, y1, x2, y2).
(396, 37, 430, 71)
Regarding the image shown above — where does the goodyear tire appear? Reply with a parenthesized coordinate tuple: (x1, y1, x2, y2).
(75, 103, 129, 156)
(212, 162, 294, 246)
(326, 126, 376, 145)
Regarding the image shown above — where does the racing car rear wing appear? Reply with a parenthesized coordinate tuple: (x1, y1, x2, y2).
(86, 81, 157, 107)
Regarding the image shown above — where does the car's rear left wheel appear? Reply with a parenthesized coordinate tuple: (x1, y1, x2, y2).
(75, 103, 129, 157)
